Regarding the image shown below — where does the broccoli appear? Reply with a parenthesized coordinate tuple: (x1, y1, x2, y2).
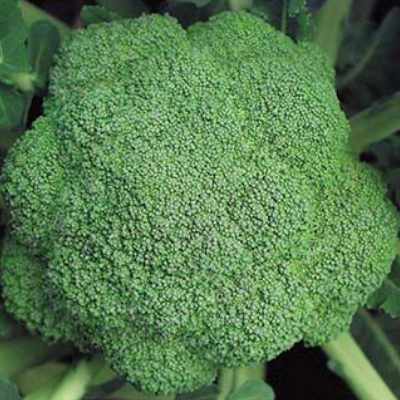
(1, 11, 399, 395)
(1, 237, 93, 350)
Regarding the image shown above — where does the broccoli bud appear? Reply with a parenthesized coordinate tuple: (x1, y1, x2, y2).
(1, 11, 398, 394)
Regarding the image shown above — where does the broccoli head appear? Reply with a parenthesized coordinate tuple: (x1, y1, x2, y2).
(1, 11, 399, 394)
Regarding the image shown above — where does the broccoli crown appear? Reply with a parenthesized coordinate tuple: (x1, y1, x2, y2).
(1, 11, 399, 394)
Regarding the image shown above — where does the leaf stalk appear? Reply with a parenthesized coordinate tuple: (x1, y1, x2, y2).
(322, 331, 397, 400)
(350, 92, 400, 154)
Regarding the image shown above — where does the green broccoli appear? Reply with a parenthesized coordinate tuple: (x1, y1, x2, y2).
(1, 11, 399, 395)
(1, 237, 93, 350)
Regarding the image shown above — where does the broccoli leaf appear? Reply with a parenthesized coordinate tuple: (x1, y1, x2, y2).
(0, 0, 30, 86)
(95, 0, 148, 17)
(166, 0, 319, 31)
(290, 0, 328, 13)
(367, 258, 400, 317)
(0, 1, 62, 141)
(86, 382, 176, 399)
(0, 83, 27, 151)
(84, 377, 126, 399)
(0, 83, 27, 132)
(178, 384, 219, 400)
(81, 6, 123, 26)
(0, 377, 21, 400)
(0, 313, 14, 339)
(286, 0, 314, 40)
(227, 380, 275, 400)
(171, 0, 326, 13)
(28, 21, 60, 90)
(288, 0, 306, 17)
(14, 362, 68, 396)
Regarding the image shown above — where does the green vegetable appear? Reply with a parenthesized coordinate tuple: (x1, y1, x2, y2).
(0, 377, 21, 400)
(0, 0, 63, 149)
(1, 11, 398, 395)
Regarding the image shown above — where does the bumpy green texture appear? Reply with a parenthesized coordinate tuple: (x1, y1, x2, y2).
(1, 11, 399, 394)
(1, 237, 92, 349)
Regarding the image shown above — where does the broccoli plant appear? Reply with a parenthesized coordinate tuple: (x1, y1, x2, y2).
(0, 1, 400, 400)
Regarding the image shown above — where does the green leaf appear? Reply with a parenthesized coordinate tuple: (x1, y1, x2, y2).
(246, 1, 314, 39)
(0, 311, 15, 339)
(19, 1, 71, 40)
(95, 0, 148, 17)
(350, 92, 400, 154)
(0, 377, 21, 400)
(0, 77, 32, 151)
(249, 1, 282, 25)
(288, 0, 306, 17)
(0, 315, 11, 338)
(227, 380, 275, 400)
(15, 362, 68, 395)
(250, 0, 326, 23)
(0, 0, 30, 85)
(178, 384, 219, 400)
(0, 0, 26, 39)
(286, 0, 313, 40)
(313, 0, 353, 64)
(367, 257, 400, 317)
(28, 21, 60, 90)
(0, 83, 27, 130)
(81, 6, 123, 26)
(84, 377, 125, 399)
(226, 0, 252, 11)
(91, 383, 164, 400)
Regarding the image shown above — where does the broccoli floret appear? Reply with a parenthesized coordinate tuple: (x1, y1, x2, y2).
(1, 118, 63, 254)
(1, 237, 91, 349)
(1, 11, 399, 394)
(102, 330, 216, 394)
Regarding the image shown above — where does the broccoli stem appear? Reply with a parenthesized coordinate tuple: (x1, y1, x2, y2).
(313, 0, 353, 64)
(105, 384, 176, 400)
(19, 0, 71, 39)
(322, 331, 397, 400)
(350, 92, 400, 154)
(231, 364, 266, 391)
(24, 371, 66, 400)
(48, 356, 105, 400)
(217, 364, 266, 400)
(217, 368, 235, 400)
(0, 336, 71, 378)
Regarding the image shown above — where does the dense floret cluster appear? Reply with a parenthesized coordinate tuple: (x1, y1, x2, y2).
(1, 11, 398, 394)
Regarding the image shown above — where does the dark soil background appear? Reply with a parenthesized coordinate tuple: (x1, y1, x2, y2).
(21, 1, 400, 399)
